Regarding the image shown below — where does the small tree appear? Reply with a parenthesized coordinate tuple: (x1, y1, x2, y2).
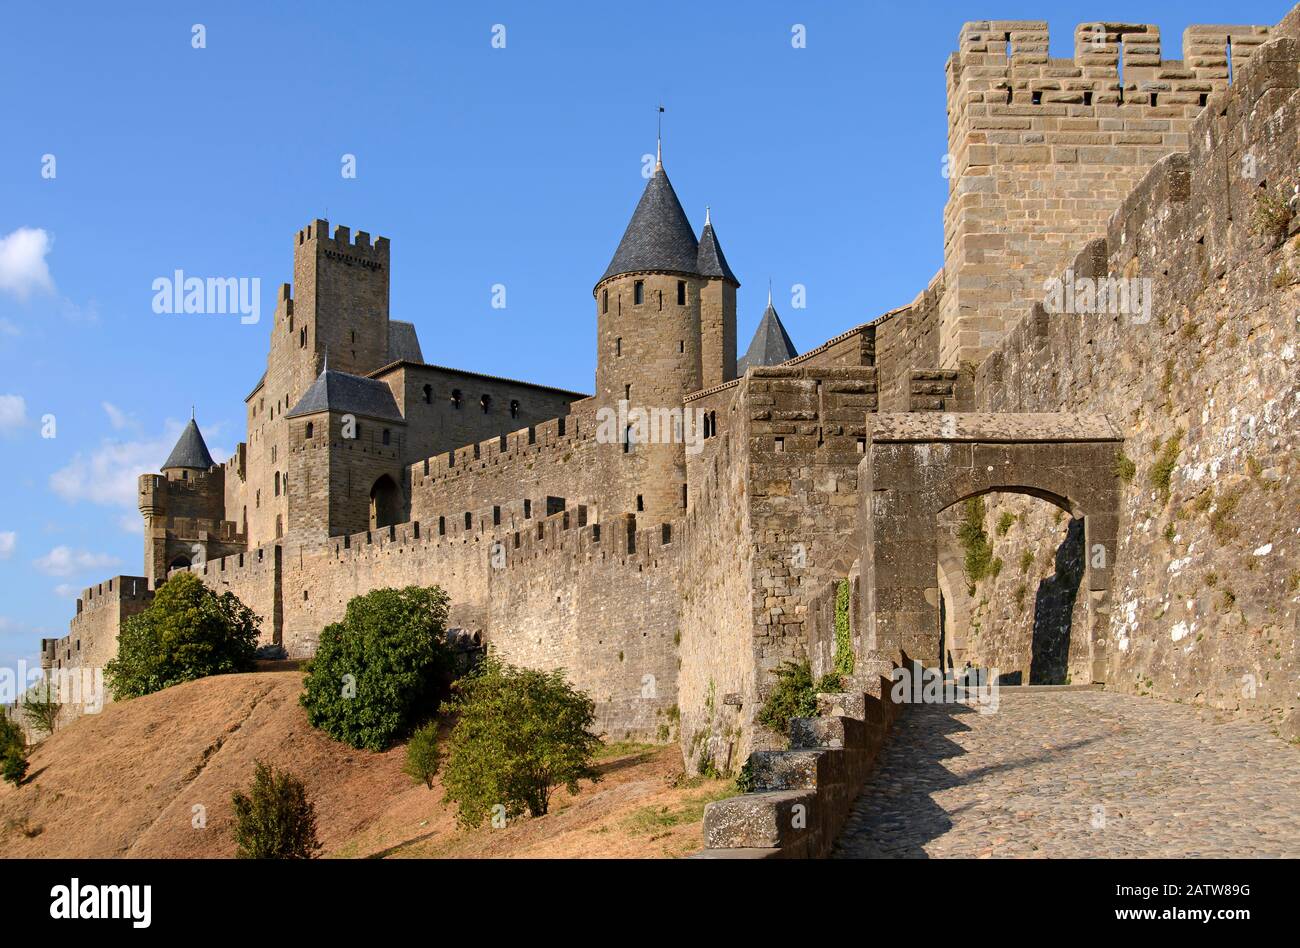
(104, 572, 260, 699)
(0, 715, 28, 787)
(21, 679, 61, 737)
(402, 721, 440, 789)
(442, 655, 601, 828)
(230, 761, 320, 859)
(300, 586, 453, 751)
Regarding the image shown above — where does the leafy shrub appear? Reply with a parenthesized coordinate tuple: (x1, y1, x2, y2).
(441, 655, 601, 828)
(995, 512, 1016, 536)
(300, 586, 452, 751)
(403, 721, 440, 789)
(104, 572, 259, 699)
(756, 660, 843, 739)
(230, 761, 320, 859)
(0, 717, 27, 787)
(2, 755, 28, 788)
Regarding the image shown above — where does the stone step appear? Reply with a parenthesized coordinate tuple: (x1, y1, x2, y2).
(702, 789, 817, 849)
(751, 747, 846, 791)
(790, 714, 866, 750)
(815, 691, 866, 720)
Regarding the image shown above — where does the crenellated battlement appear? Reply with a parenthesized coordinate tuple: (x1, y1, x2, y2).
(410, 412, 587, 488)
(296, 218, 390, 263)
(155, 517, 244, 544)
(955, 19, 1270, 82)
(71, 576, 151, 616)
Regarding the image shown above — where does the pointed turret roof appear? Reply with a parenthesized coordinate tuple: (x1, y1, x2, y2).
(161, 417, 216, 471)
(287, 366, 403, 422)
(737, 293, 798, 375)
(599, 163, 699, 286)
(696, 207, 739, 285)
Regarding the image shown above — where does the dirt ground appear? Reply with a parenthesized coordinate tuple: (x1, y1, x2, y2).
(0, 671, 732, 859)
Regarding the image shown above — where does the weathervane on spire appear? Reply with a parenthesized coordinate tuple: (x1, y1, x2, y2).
(705, 205, 711, 226)
(768, 278, 773, 308)
(656, 104, 664, 167)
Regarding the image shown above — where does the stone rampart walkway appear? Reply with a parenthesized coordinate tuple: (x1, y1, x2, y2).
(833, 689, 1300, 858)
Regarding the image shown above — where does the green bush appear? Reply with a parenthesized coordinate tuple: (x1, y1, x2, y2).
(756, 660, 842, 739)
(403, 721, 440, 789)
(230, 761, 320, 859)
(441, 655, 601, 828)
(995, 512, 1016, 536)
(300, 585, 452, 751)
(0, 716, 27, 787)
(104, 572, 259, 699)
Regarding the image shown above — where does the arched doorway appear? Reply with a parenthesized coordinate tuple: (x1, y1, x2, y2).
(369, 475, 401, 529)
(860, 413, 1122, 685)
(168, 555, 191, 572)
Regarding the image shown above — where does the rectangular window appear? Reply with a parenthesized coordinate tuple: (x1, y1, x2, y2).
(464, 512, 472, 529)
(493, 505, 501, 526)
(677, 281, 685, 305)
(524, 499, 532, 519)
(775, 437, 785, 452)
(633, 280, 644, 304)
(616, 337, 622, 357)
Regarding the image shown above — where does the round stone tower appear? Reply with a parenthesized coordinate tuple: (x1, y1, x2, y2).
(592, 152, 736, 524)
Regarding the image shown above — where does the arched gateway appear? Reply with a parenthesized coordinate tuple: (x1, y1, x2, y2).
(859, 413, 1123, 685)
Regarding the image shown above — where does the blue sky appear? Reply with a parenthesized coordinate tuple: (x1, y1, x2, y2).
(0, 0, 1287, 669)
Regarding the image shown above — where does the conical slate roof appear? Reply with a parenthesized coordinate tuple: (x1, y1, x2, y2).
(737, 298, 798, 375)
(696, 218, 739, 285)
(161, 418, 216, 471)
(286, 366, 403, 422)
(599, 164, 699, 285)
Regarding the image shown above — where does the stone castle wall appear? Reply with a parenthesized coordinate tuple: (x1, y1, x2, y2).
(185, 505, 682, 739)
(964, 21, 1300, 732)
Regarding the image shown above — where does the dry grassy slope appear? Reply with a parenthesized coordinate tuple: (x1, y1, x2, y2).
(0, 672, 725, 859)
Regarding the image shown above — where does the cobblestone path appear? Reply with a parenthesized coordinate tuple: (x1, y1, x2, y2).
(833, 689, 1300, 858)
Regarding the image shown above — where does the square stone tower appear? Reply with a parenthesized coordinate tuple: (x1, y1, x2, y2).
(939, 19, 1272, 368)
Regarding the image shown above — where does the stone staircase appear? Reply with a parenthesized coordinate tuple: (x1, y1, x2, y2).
(695, 665, 902, 858)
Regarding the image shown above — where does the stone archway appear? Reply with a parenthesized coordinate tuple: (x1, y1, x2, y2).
(369, 474, 402, 530)
(859, 413, 1122, 684)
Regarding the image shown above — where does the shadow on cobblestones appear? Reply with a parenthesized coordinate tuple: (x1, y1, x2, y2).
(836, 691, 1300, 859)
(837, 701, 1102, 857)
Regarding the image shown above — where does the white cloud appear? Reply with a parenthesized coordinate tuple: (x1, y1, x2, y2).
(52, 584, 78, 599)
(0, 394, 26, 435)
(33, 546, 120, 577)
(0, 227, 55, 300)
(49, 418, 228, 508)
(0, 531, 15, 559)
(117, 515, 143, 535)
(102, 401, 134, 431)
